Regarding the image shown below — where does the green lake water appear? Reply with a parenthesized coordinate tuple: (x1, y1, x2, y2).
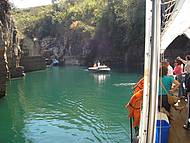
(0, 67, 141, 143)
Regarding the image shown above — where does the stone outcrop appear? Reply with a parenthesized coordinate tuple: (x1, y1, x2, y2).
(20, 37, 46, 72)
(0, 54, 7, 98)
(0, 0, 23, 98)
(21, 56, 46, 72)
(0, 0, 11, 98)
(39, 36, 83, 66)
(22, 37, 40, 56)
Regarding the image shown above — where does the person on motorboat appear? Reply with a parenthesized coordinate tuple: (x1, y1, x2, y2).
(97, 60, 100, 67)
(93, 63, 97, 67)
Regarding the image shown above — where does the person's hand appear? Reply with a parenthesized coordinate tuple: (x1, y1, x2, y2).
(169, 89, 175, 94)
(177, 56, 181, 60)
(124, 104, 128, 108)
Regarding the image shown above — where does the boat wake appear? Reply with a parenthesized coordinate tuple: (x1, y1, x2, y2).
(113, 83, 136, 87)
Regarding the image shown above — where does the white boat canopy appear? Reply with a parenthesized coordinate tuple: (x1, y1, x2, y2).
(161, 0, 190, 53)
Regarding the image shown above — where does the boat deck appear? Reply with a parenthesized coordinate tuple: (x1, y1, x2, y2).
(169, 99, 190, 143)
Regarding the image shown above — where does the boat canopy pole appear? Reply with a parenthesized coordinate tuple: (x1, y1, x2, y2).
(139, 0, 161, 142)
(147, 0, 161, 142)
(138, 0, 152, 141)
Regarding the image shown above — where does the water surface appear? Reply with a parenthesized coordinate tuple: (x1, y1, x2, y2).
(0, 67, 141, 143)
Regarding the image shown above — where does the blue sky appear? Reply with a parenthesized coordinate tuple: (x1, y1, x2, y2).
(10, 0, 52, 8)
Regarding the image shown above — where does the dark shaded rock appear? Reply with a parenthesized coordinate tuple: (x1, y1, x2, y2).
(10, 66, 25, 78)
(21, 56, 46, 72)
(0, 56, 8, 98)
(0, 0, 11, 98)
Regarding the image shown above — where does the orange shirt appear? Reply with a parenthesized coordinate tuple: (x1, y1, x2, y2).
(133, 78, 144, 94)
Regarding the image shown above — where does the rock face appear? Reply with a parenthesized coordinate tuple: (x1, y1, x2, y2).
(0, 54, 7, 98)
(20, 37, 46, 72)
(0, 0, 11, 98)
(0, 0, 23, 98)
(21, 56, 46, 72)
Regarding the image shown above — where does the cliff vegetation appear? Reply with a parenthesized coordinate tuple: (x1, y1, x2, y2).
(12, 0, 145, 70)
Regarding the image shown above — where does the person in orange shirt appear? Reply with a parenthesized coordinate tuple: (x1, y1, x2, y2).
(133, 78, 144, 94)
(125, 78, 144, 128)
(125, 89, 143, 128)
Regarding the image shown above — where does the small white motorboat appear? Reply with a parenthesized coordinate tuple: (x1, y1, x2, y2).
(88, 65, 111, 73)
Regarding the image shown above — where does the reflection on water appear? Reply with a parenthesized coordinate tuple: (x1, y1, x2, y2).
(92, 73, 110, 84)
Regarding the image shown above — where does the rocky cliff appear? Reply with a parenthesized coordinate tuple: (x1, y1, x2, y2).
(12, 0, 189, 72)
(0, 0, 10, 97)
(0, 0, 22, 98)
(12, 0, 145, 70)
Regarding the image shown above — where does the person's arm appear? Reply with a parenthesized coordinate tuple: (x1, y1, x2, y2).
(177, 56, 187, 64)
(169, 79, 180, 94)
